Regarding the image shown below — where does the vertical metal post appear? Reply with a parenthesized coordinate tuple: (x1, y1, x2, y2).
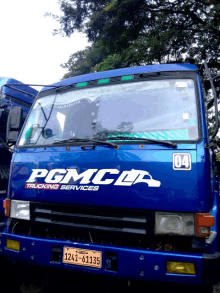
(204, 62, 219, 140)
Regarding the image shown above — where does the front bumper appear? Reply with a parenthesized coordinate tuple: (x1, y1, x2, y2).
(2, 233, 220, 285)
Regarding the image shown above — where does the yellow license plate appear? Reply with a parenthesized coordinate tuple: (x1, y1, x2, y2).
(63, 247, 102, 268)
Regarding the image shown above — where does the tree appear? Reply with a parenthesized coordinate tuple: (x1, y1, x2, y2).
(50, 0, 220, 148)
(60, 43, 109, 79)
(52, 0, 220, 73)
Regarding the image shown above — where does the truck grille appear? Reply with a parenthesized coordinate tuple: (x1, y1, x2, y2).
(30, 202, 155, 236)
(9, 202, 201, 252)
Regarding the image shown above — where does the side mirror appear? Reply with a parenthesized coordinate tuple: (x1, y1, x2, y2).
(6, 107, 23, 143)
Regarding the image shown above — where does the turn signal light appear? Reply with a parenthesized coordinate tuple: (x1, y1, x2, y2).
(166, 261, 196, 275)
(6, 239, 20, 251)
(3, 199, 10, 216)
(195, 213, 214, 237)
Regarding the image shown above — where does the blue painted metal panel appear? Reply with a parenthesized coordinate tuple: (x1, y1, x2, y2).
(9, 142, 210, 213)
(0, 77, 37, 102)
(41, 63, 197, 92)
(1, 233, 204, 284)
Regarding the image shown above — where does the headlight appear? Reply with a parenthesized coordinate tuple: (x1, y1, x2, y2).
(155, 212, 194, 236)
(10, 200, 30, 220)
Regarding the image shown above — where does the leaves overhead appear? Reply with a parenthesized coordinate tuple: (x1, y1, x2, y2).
(60, 43, 110, 79)
(53, 0, 220, 74)
(51, 0, 220, 149)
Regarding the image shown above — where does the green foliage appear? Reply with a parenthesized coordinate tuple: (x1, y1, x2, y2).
(206, 100, 220, 152)
(104, 0, 117, 11)
(60, 43, 110, 79)
(51, 0, 220, 149)
(216, 153, 220, 161)
(93, 54, 122, 71)
(53, 1, 220, 74)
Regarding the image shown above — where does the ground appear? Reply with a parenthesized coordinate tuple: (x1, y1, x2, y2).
(1, 255, 219, 293)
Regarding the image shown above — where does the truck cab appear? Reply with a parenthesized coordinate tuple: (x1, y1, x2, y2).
(1, 64, 220, 290)
(0, 77, 37, 235)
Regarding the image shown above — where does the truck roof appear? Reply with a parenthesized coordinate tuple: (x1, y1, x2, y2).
(41, 63, 198, 93)
(0, 77, 38, 105)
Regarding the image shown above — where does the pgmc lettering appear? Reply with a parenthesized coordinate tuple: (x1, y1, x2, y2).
(26, 168, 161, 187)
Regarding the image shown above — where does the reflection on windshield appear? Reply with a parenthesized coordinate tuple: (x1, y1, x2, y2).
(19, 79, 199, 147)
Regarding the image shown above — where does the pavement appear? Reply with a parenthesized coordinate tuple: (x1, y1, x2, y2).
(1, 255, 219, 293)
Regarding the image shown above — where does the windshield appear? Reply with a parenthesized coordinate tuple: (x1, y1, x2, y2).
(18, 79, 199, 147)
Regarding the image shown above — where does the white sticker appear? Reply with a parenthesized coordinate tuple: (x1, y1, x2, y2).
(176, 82, 187, 88)
(173, 153, 192, 171)
(183, 113, 189, 120)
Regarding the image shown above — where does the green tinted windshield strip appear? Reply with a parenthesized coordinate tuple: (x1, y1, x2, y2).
(107, 130, 189, 141)
(121, 75, 133, 81)
(77, 82, 88, 87)
(97, 78, 110, 84)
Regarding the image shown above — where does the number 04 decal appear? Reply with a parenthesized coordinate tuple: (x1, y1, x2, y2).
(172, 153, 192, 171)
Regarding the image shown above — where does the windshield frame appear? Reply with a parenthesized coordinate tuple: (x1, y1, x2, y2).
(17, 71, 202, 148)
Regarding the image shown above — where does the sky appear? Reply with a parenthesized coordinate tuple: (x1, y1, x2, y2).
(0, 0, 88, 90)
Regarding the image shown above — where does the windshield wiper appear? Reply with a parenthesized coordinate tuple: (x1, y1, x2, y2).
(52, 138, 119, 149)
(108, 136, 177, 148)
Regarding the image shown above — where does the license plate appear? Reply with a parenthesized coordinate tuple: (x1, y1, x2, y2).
(63, 247, 102, 268)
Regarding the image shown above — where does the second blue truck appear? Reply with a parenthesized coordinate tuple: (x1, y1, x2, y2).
(0, 78, 37, 237)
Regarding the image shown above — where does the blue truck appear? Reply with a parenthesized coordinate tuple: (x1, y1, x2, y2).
(0, 77, 37, 236)
(1, 63, 220, 291)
